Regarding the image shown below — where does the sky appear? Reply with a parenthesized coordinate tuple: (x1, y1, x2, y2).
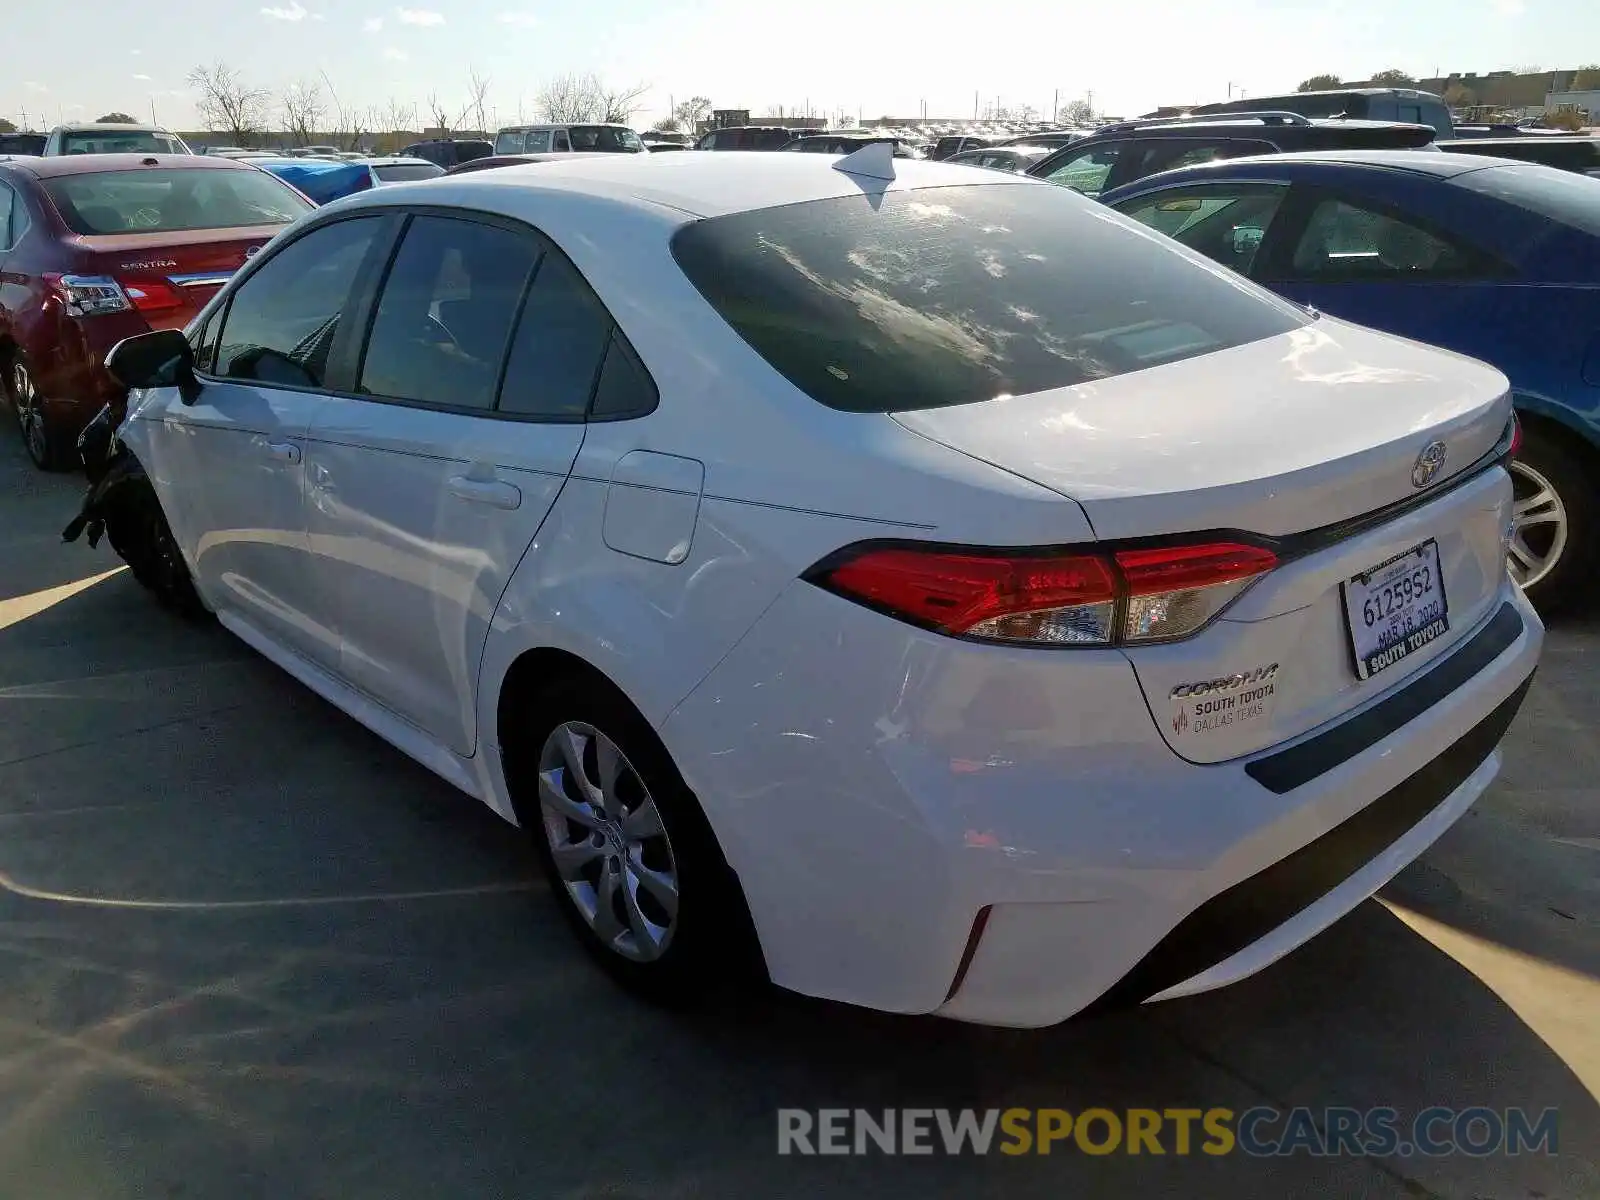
(3, 0, 1594, 134)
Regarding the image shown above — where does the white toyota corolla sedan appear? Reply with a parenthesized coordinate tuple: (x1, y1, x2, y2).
(102, 147, 1542, 1027)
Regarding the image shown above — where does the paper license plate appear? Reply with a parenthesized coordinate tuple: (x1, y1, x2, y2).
(1341, 540, 1449, 681)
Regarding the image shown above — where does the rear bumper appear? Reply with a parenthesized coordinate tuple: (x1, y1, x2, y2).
(663, 578, 1541, 1028)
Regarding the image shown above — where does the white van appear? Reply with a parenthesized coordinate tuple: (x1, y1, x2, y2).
(492, 124, 647, 154)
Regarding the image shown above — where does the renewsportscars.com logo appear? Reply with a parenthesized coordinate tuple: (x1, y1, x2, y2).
(777, 1106, 1559, 1157)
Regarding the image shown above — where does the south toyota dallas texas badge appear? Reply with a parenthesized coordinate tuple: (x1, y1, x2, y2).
(1169, 663, 1281, 739)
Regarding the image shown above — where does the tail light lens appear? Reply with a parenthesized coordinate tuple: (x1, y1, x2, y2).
(117, 277, 185, 313)
(47, 273, 132, 316)
(1508, 412, 1523, 457)
(808, 540, 1277, 647)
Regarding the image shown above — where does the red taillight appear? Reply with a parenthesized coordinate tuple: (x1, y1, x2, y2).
(1508, 413, 1523, 458)
(810, 540, 1277, 647)
(116, 277, 185, 313)
(1114, 542, 1280, 594)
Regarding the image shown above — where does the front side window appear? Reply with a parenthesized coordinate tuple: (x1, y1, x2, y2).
(214, 217, 381, 388)
(1115, 184, 1289, 275)
(1041, 144, 1122, 196)
(672, 183, 1307, 414)
(42, 168, 310, 235)
(1284, 196, 1494, 280)
(569, 126, 644, 152)
(358, 216, 538, 412)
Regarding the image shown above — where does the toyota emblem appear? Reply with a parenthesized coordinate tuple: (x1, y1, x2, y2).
(244, 245, 262, 258)
(1411, 440, 1448, 489)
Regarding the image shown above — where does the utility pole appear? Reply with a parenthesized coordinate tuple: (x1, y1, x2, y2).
(973, 90, 979, 120)
(1053, 88, 1059, 123)
(150, 97, 157, 125)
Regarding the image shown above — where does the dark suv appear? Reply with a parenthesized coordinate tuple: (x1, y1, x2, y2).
(1438, 135, 1600, 177)
(397, 139, 494, 169)
(694, 126, 798, 151)
(1025, 112, 1436, 198)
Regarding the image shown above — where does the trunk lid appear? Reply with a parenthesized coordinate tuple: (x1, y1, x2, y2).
(70, 225, 280, 331)
(891, 319, 1509, 542)
(894, 318, 1516, 763)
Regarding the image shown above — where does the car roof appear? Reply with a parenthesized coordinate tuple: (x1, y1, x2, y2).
(339, 149, 1035, 223)
(1198, 148, 1496, 176)
(2, 152, 254, 179)
(499, 123, 634, 131)
(356, 156, 434, 164)
(1441, 135, 1599, 147)
(51, 122, 175, 134)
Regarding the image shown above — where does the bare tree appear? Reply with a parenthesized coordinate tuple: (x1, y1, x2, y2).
(464, 67, 491, 134)
(600, 80, 649, 124)
(671, 95, 712, 132)
(279, 79, 326, 147)
(534, 74, 648, 124)
(186, 62, 269, 144)
(426, 91, 452, 133)
(97, 112, 137, 123)
(650, 116, 679, 132)
(377, 97, 417, 153)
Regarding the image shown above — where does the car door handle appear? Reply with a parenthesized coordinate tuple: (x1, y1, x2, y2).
(447, 476, 522, 510)
(266, 441, 301, 464)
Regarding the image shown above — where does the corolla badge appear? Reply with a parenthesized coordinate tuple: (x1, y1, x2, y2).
(1411, 440, 1448, 489)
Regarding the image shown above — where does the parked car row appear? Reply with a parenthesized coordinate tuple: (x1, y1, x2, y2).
(55, 148, 1542, 1029)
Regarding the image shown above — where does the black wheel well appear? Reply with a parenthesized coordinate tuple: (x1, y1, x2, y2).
(496, 648, 651, 826)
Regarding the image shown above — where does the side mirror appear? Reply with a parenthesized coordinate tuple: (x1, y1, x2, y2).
(105, 328, 202, 405)
(1231, 225, 1265, 255)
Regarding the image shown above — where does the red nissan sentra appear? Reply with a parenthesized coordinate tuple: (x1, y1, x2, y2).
(0, 153, 312, 469)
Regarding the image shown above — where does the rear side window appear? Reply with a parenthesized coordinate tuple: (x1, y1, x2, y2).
(498, 251, 614, 419)
(358, 216, 538, 411)
(1456, 162, 1600, 236)
(1284, 196, 1498, 280)
(671, 184, 1306, 414)
(42, 168, 310, 234)
(215, 217, 381, 388)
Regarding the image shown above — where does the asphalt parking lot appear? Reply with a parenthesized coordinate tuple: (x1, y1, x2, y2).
(0, 430, 1596, 1199)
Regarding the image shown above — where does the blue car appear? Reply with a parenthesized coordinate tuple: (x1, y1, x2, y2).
(243, 156, 374, 205)
(1101, 150, 1600, 609)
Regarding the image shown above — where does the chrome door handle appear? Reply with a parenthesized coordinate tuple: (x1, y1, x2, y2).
(447, 475, 522, 510)
(266, 441, 301, 464)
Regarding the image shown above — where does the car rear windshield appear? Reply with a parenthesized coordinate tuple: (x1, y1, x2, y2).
(42, 168, 312, 235)
(373, 161, 445, 182)
(670, 183, 1306, 413)
(60, 131, 185, 155)
(1455, 161, 1600, 237)
(569, 126, 644, 152)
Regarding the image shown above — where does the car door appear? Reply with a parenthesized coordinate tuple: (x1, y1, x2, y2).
(136, 213, 393, 669)
(303, 210, 609, 756)
(1110, 180, 1291, 277)
(1254, 185, 1514, 350)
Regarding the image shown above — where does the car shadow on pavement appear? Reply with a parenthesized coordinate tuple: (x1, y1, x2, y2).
(0, 540, 1596, 1198)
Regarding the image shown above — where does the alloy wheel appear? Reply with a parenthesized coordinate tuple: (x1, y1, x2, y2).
(537, 721, 680, 963)
(1507, 458, 1568, 591)
(11, 362, 48, 467)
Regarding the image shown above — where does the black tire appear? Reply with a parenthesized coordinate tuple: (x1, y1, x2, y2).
(1509, 424, 1596, 616)
(5, 353, 74, 472)
(514, 676, 763, 1004)
(106, 483, 206, 619)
